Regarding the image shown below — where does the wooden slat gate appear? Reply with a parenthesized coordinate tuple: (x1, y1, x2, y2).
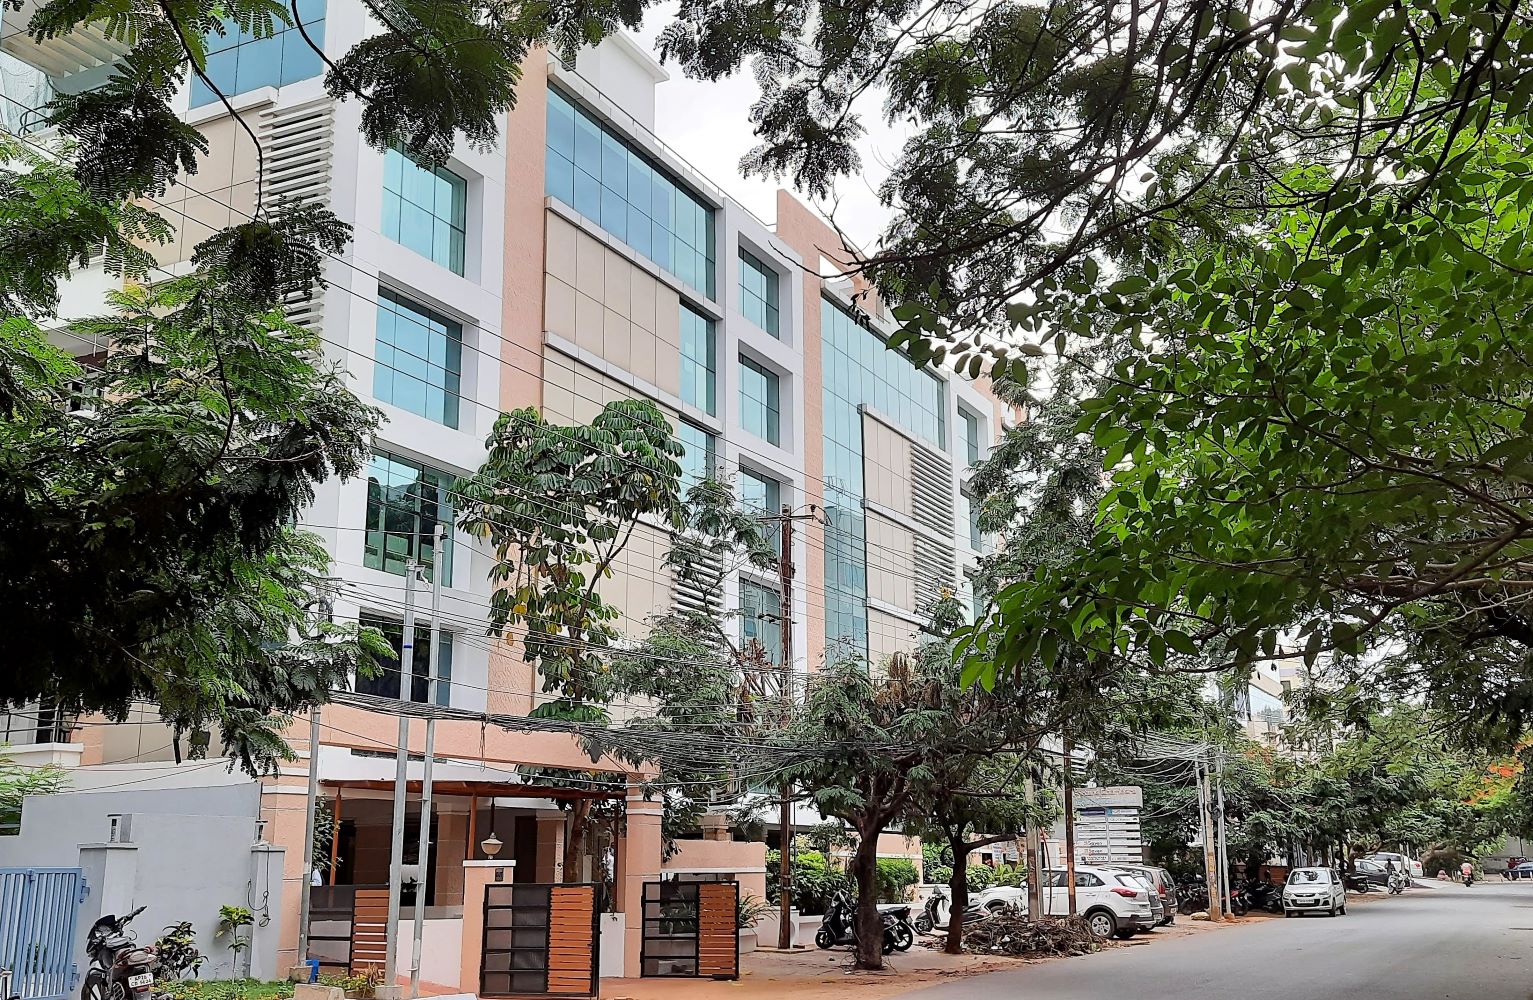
(0, 868, 87, 1000)
(481, 883, 600, 998)
(306, 885, 390, 975)
(640, 880, 738, 980)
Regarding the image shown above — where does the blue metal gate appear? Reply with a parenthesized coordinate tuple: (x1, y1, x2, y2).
(0, 868, 88, 1000)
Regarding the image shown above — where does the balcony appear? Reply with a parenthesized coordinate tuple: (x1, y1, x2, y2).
(1, 0, 130, 89)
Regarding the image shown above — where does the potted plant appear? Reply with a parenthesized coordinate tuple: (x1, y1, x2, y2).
(736, 894, 771, 954)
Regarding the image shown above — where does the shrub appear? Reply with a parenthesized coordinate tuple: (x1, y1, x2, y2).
(875, 858, 919, 902)
(765, 850, 851, 915)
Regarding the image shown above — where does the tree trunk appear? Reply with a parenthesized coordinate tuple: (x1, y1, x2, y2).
(563, 799, 592, 883)
(850, 832, 884, 970)
(946, 834, 969, 954)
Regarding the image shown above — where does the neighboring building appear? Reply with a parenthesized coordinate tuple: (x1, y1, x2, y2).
(0, 12, 1003, 979)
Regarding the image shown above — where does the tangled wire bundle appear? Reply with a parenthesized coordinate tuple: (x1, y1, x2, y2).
(961, 914, 1109, 957)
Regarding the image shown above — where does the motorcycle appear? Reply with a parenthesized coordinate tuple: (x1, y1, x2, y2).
(1388, 871, 1408, 895)
(814, 892, 897, 954)
(1244, 880, 1283, 914)
(1226, 884, 1250, 917)
(877, 904, 915, 951)
(82, 905, 160, 1000)
(1344, 870, 1374, 893)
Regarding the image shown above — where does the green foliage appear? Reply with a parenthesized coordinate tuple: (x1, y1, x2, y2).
(764, 850, 850, 916)
(457, 402, 684, 712)
(0, 757, 67, 835)
(151, 922, 203, 980)
(874, 857, 919, 902)
(155, 980, 294, 1000)
(964, 119, 1533, 752)
(736, 892, 772, 929)
(216, 905, 254, 955)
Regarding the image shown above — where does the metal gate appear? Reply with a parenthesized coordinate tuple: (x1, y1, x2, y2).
(306, 885, 390, 975)
(480, 883, 600, 998)
(640, 880, 738, 980)
(0, 868, 87, 1000)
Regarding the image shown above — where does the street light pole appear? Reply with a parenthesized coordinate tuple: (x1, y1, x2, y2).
(409, 526, 444, 998)
(776, 506, 795, 950)
(384, 562, 418, 981)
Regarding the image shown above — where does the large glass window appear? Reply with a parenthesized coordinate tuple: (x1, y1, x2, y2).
(545, 87, 716, 297)
(374, 289, 463, 428)
(738, 468, 782, 557)
(739, 355, 781, 445)
(383, 148, 467, 274)
(962, 407, 983, 466)
(355, 613, 453, 706)
(675, 419, 715, 489)
(821, 298, 951, 654)
(739, 579, 783, 665)
(680, 304, 716, 415)
(364, 450, 455, 584)
(190, 0, 326, 108)
(739, 248, 780, 337)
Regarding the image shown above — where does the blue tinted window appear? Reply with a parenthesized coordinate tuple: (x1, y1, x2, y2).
(820, 298, 950, 655)
(364, 450, 454, 585)
(382, 148, 467, 274)
(674, 419, 715, 489)
(739, 248, 780, 336)
(680, 304, 716, 415)
(356, 613, 453, 706)
(374, 289, 463, 429)
(189, 0, 327, 107)
(545, 87, 715, 298)
(739, 355, 780, 445)
(962, 407, 982, 466)
(740, 578, 783, 665)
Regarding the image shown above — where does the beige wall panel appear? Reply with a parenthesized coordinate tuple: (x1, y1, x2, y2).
(151, 115, 261, 266)
(864, 511, 916, 611)
(867, 607, 918, 672)
(862, 418, 913, 517)
(546, 213, 578, 284)
(574, 229, 605, 301)
(545, 274, 576, 342)
(602, 249, 632, 315)
(574, 290, 604, 354)
(602, 306, 631, 367)
(631, 272, 657, 332)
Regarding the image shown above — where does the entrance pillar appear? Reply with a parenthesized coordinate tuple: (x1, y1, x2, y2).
(616, 780, 662, 978)
(458, 859, 516, 995)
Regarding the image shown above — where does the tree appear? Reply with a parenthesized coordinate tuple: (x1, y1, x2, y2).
(656, 2, 1533, 367)
(964, 118, 1533, 752)
(0, 138, 387, 772)
(0, 756, 68, 835)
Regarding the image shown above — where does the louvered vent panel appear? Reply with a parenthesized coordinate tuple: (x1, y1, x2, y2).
(910, 441, 954, 536)
(672, 549, 724, 620)
(258, 99, 334, 329)
(912, 534, 956, 614)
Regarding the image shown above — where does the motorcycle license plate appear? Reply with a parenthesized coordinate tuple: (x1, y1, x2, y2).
(128, 974, 154, 989)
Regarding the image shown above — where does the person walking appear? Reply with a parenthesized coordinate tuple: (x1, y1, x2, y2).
(1461, 860, 1475, 887)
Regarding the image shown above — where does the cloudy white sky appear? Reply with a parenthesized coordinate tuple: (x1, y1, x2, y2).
(634, 6, 906, 251)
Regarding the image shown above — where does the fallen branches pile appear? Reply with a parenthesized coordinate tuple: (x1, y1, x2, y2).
(960, 914, 1109, 957)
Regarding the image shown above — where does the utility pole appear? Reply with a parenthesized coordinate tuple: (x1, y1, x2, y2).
(1063, 735, 1077, 915)
(384, 561, 418, 981)
(296, 585, 336, 975)
(1196, 757, 1222, 919)
(296, 706, 321, 972)
(776, 506, 795, 950)
(409, 527, 444, 998)
(1215, 750, 1230, 921)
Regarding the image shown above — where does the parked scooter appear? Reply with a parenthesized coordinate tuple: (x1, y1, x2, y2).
(1243, 880, 1283, 914)
(1344, 870, 1374, 893)
(877, 904, 915, 951)
(815, 892, 897, 954)
(1388, 870, 1408, 895)
(913, 886, 950, 934)
(82, 906, 161, 1000)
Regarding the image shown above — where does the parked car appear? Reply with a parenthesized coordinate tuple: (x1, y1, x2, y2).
(1043, 866, 1157, 939)
(1352, 859, 1392, 889)
(1510, 861, 1533, 880)
(1284, 867, 1346, 917)
(972, 884, 1027, 914)
(1110, 864, 1177, 926)
(1365, 852, 1423, 879)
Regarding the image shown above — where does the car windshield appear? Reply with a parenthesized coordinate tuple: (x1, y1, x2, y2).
(1288, 870, 1330, 884)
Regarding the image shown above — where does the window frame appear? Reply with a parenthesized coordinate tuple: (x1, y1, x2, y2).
(363, 449, 456, 585)
(382, 146, 469, 275)
(373, 288, 465, 429)
(738, 353, 782, 445)
(738, 246, 780, 337)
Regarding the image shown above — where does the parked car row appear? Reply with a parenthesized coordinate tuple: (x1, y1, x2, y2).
(963, 863, 1175, 940)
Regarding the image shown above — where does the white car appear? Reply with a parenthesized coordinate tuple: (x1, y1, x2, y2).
(972, 884, 1027, 914)
(1366, 852, 1424, 879)
(1284, 867, 1346, 917)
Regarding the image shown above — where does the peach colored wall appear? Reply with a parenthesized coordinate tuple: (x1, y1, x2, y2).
(662, 840, 769, 902)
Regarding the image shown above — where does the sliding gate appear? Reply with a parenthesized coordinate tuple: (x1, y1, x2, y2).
(480, 883, 600, 998)
(306, 884, 390, 974)
(640, 880, 738, 980)
(0, 867, 88, 1000)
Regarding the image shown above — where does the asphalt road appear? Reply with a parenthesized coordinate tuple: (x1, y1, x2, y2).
(906, 879, 1533, 1000)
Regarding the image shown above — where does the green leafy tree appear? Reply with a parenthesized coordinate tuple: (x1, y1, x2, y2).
(965, 119, 1533, 752)
(0, 756, 68, 835)
(0, 142, 386, 771)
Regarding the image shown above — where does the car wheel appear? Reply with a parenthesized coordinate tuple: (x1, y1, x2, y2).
(1114, 928, 1137, 940)
(1340, 903, 1347, 915)
(1086, 909, 1117, 939)
(1284, 910, 1295, 918)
